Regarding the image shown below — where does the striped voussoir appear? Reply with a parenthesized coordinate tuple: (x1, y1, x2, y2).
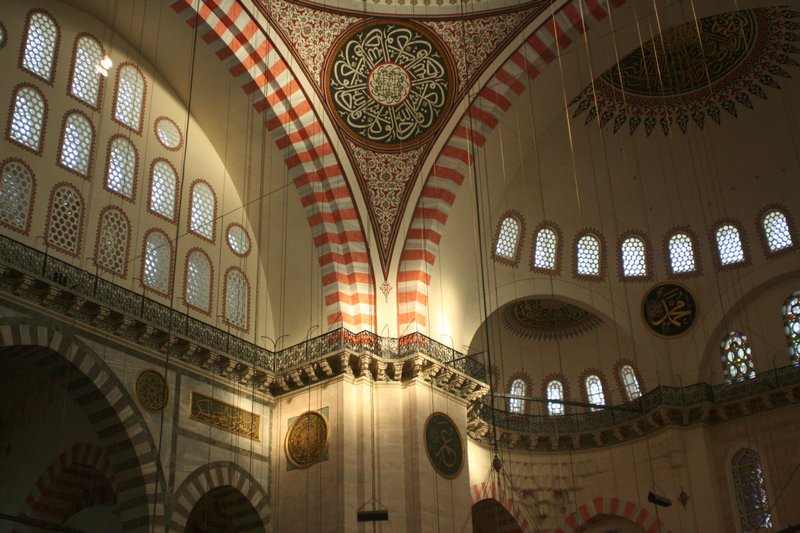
(170, 0, 374, 332)
(470, 481, 533, 533)
(170, 461, 269, 531)
(21, 443, 118, 526)
(0, 319, 164, 532)
(554, 497, 670, 533)
(396, 0, 627, 334)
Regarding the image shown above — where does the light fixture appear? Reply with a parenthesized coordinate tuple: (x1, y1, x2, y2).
(95, 54, 113, 77)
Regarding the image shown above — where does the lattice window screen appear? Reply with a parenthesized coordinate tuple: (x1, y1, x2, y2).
(47, 185, 82, 254)
(534, 227, 557, 270)
(96, 209, 129, 275)
(21, 12, 58, 81)
(114, 65, 145, 131)
(225, 270, 249, 329)
(60, 113, 93, 175)
(143, 231, 171, 294)
(150, 161, 176, 220)
(668, 232, 696, 273)
(9, 87, 46, 151)
(0, 161, 34, 232)
(70, 36, 103, 107)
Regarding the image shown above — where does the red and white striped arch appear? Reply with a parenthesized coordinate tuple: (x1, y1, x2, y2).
(171, 0, 374, 332)
(555, 496, 671, 533)
(20, 443, 117, 526)
(396, 0, 627, 333)
(470, 481, 534, 533)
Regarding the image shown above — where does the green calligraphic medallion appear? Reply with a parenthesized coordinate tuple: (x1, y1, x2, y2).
(325, 19, 454, 150)
(642, 282, 696, 338)
(285, 411, 329, 469)
(424, 412, 463, 479)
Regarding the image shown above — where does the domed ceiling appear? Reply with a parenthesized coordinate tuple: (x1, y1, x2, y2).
(501, 298, 603, 341)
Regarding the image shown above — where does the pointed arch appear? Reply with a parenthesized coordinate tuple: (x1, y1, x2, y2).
(554, 497, 671, 533)
(170, 0, 374, 332)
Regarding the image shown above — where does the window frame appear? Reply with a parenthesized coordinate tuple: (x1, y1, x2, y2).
(530, 221, 562, 274)
(223, 266, 251, 332)
(580, 369, 609, 411)
(505, 372, 531, 415)
(710, 219, 749, 271)
(153, 116, 184, 151)
(613, 359, 645, 402)
(757, 204, 797, 258)
(617, 230, 652, 282)
(140, 229, 174, 298)
(729, 447, 773, 533)
(183, 247, 214, 315)
(6, 83, 48, 155)
(782, 291, 800, 366)
(573, 229, 606, 281)
(0, 158, 37, 235)
(147, 158, 179, 223)
(56, 110, 95, 178)
(188, 179, 217, 243)
(491, 210, 525, 267)
(103, 134, 138, 202)
(721, 331, 756, 384)
(541, 373, 570, 416)
(663, 226, 701, 278)
(17, 9, 60, 85)
(44, 182, 85, 257)
(226, 222, 252, 257)
(93, 206, 131, 277)
(67, 33, 105, 111)
(111, 62, 147, 135)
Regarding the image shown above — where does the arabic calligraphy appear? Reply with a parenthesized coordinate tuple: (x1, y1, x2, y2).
(189, 392, 260, 441)
(285, 411, 329, 469)
(326, 20, 453, 148)
(135, 370, 168, 412)
(424, 412, 463, 478)
(642, 283, 697, 337)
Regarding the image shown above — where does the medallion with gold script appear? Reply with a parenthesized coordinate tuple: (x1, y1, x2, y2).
(642, 282, 696, 337)
(424, 412, 463, 479)
(285, 411, 329, 469)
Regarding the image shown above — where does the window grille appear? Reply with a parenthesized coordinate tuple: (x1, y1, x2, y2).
(0, 160, 34, 232)
(149, 160, 177, 220)
(143, 231, 171, 294)
(546, 380, 564, 416)
(495, 216, 520, 260)
(155, 118, 182, 149)
(576, 234, 601, 276)
(185, 250, 211, 312)
(59, 112, 93, 176)
(46, 184, 83, 255)
(225, 269, 249, 329)
(763, 210, 793, 252)
(70, 35, 103, 107)
(620, 365, 641, 401)
(715, 224, 745, 265)
(21, 12, 58, 81)
(106, 137, 136, 199)
(227, 225, 250, 256)
(9, 86, 46, 152)
(721, 332, 756, 383)
(668, 232, 696, 274)
(190, 182, 215, 240)
(533, 227, 557, 270)
(585, 375, 605, 411)
(508, 379, 525, 414)
(114, 64, 145, 131)
(621, 236, 647, 277)
(96, 208, 129, 275)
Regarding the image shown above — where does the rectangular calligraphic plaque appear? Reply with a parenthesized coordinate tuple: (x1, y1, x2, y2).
(189, 392, 261, 441)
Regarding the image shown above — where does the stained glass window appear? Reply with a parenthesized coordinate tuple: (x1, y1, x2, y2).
(224, 269, 249, 330)
(585, 375, 605, 411)
(620, 365, 641, 401)
(189, 181, 215, 240)
(495, 216, 521, 261)
(95, 208, 129, 276)
(59, 112, 93, 176)
(21, 11, 58, 82)
(114, 64, 145, 131)
(508, 379, 525, 414)
(143, 231, 171, 295)
(149, 160, 177, 221)
(782, 291, 800, 365)
(0, 160, 34, 233)
(533, 227, 557, 270)
(762, 210, 793, 253)
(715, 224, 745, 266)
(621, 236, 647, 277)
(46, 184, 83, 255)
(576, 234, 601, 277)
(70, 35, 103, 107)
(732, 448, 772, 532)
(8, 86, 46, 152)
(668, 232, 696, 274)
(546, 380, 564, 416)
(721, 332, 756, 383)
(106, 136, 136, 199)
(185, 250, 212, 313)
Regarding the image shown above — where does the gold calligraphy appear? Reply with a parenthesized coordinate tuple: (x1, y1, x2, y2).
(189, 392, 260, 441)
(643, 283, 696, 337)
(285, 411, 329, 469)
(424, 412, 463, 479)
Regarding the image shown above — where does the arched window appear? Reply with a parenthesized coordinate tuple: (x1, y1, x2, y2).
(21, 11, 59, 82)
(58, 112, 94, 177)
(189, 181, 216, 241)
(508, 378, 526, 414)
(585, 374, 605, 411)
(494, 214, 522, 263)
(224, 268, 249, 331)
(142, 230, 172, 296)
(721, 332, 756, 383)
(732, 449, 772, 531)
(105, 136, 137, 200)
(619, 364, 641, 401)
(8, 85, 46, 153)
(149, 160, 177, 221)
(532, 226, 558, 271)
(95, 208, 130, 276)
(0, 159, 35, 234)
(576, 233, 601, 277)
(185, 249, 212, 313)
(620, 235, 648, 278)
(45, 183, 84, 256)
(113, 63, 145, 132)
(762, 209, 793, 253)
(667, 231, 696, 274)
(69, 34, 104, 108)
(714, 223, 745, 266)
(546, 380, 564, 416)
(782, 291, 800, 365)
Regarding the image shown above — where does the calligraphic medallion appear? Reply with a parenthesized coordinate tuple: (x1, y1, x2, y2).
(285, 411, 329, 469)
(424, 412, 463, 479)
(642, 282, 697, 338)
(325, 19, 454, 150)
(189, 392, 260, 441)
(135, 370, 168, 412)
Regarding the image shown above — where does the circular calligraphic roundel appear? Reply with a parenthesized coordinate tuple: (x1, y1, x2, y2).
(325, 19, 454, 150)
(424, 412, 463, 479)
(642, 282, 697, 338)
(285, 411, 329, 469)
(135, 370, 168, 412)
